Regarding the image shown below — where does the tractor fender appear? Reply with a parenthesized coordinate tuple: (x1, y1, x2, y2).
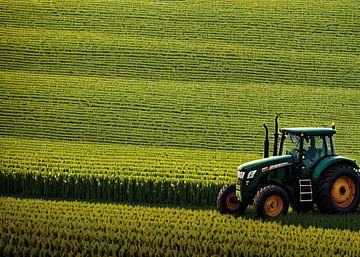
(311, 156, 359, 185)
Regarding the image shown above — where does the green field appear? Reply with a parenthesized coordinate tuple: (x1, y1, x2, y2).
(1, 0, 360, 256)
(1, 197, 360, 257)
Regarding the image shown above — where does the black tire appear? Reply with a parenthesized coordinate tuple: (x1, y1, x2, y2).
(217, 184, 247, 216)
(316, 165, 360, 214)
(254, 185, 289, 218)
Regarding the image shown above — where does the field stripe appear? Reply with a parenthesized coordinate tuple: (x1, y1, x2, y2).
(1, 196, 359, 256)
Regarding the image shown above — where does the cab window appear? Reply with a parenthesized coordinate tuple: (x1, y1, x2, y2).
(326, 136, 336, 155)
(280, 133, 300, 159)
(303, 136, 326, 162)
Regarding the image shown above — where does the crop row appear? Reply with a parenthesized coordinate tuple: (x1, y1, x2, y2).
(0, 171, 221, 206)
(1, 27, 358, 87)
(1, 196, 359, 257)
(1, 0, 359, 88)
(1, 71, 360, 155)
(0, 136, 252, 180)
(1, 136, 252, 205)
(1, 0, 358, 53)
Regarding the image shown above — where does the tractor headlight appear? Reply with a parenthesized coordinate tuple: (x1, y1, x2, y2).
(238, 170, 246, 179)
(247, 170, 257, 179)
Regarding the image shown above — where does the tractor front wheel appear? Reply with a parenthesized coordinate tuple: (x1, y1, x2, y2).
(254, 185, 289, 218)
(316, 165, 360, 214)
(217, 184, 247, 216)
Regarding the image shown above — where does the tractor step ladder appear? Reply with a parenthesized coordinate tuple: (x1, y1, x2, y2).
(299, 179, 313, 202)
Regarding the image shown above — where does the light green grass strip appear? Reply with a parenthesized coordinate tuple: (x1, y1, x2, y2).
(1, 71, 360, 157)
(0, 136, 257, 183)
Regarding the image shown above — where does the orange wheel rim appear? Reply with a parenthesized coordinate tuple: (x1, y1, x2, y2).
(226, 192, 240, 211)
(264, 195, 284, 217)
(331, 176, 356, 208)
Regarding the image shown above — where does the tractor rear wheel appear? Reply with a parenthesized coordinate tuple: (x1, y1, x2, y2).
(316, 165, 360, 214)
(254, 185, 289, 218)
(217, 184, 247, 216)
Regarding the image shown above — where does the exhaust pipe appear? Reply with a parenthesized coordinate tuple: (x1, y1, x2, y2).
(263, 124, 269, 158)
(273, 115, 279, 156)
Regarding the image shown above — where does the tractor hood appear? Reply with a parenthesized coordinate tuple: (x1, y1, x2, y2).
(238, 155, 293, 172)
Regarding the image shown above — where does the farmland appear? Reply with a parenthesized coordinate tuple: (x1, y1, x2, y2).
(1, 71, 360, 204)
(1, 0, 360, 256)
(1, 0, 359, 86)
(1, 197, 360, 257)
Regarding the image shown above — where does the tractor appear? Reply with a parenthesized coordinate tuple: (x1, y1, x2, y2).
(217, 116, 360, 218)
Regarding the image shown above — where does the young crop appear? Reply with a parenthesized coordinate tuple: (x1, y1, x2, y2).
(1, 197, 359, 257)
(0, 136, 255, 205)
(1, 71, 360, 155)
(1, 0, 359, 86)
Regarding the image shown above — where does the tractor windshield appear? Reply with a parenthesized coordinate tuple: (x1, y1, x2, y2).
(280, 133, 336, 162)
(280, 133, 301, 159)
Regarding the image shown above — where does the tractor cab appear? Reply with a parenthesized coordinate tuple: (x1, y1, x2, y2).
(279, 128, 336, 175)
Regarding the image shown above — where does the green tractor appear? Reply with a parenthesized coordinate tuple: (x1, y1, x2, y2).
(217, 116, 360, 218)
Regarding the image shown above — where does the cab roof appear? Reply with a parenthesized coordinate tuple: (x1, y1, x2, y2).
(281, 128, 336, 136)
